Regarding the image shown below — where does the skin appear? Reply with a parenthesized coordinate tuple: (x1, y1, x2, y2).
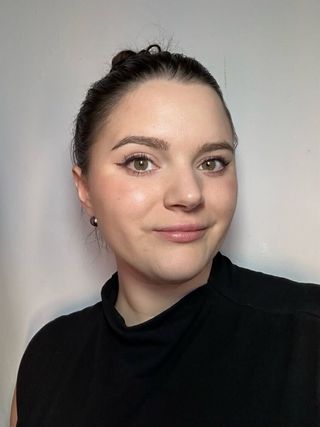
(10, 387, 17, 427)
(73, 78, 238, 326)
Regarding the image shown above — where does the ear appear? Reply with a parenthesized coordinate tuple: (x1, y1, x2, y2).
(72, 166, 94, 216)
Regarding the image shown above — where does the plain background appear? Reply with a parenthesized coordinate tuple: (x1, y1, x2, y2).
(1, 0, 319, 424)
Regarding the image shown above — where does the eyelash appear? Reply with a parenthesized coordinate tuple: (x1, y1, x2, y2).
(118, 153, 230, 176)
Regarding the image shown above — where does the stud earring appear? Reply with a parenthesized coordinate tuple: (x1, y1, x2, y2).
(90, 216, 98, 227)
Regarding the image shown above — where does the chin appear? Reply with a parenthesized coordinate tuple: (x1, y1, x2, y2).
(148, 254, 213, 285)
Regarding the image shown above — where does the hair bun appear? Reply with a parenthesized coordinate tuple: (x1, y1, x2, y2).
(111, 49, 136, 71)
(139, 44, 162, 54)
(111, 44, 162, 71)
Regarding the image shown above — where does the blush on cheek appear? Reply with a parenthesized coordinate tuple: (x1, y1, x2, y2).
(224, 174, 238, 195)
(131, 190, 148, 205)
(113, 185, 148, 206)
(213, 178, 237, 212)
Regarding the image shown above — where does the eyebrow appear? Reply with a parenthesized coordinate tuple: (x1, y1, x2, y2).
(111, 135, 234, 154)
(197, 141, 235, 155)
(112, 136, 169, 151)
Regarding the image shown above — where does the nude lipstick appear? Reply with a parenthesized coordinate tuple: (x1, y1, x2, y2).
(153, 224, 207, 243)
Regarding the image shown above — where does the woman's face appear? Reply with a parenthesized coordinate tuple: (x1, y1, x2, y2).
(74, 79, 237, 285)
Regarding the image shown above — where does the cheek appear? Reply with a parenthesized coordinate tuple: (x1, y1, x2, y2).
(207, 176, 238, 215)
(130, 188, 149, 205)
(91, 175, 153, 218)
(226, 176, 238, 206)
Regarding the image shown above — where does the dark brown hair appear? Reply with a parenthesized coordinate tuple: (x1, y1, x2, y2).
(72, 44, 237, 174)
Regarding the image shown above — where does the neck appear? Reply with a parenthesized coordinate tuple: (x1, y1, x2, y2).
(114, 261, 212, 327)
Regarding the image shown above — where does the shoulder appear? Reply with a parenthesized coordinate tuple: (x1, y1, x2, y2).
(21, 301, 105, 363)
(213, 253, 320, 318)
(15, 300, 107, 419)
(25, 302, 103, 352)
(16, 302, 104, 391)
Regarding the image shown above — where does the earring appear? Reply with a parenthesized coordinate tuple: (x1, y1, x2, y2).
(90, 216, 98, 227)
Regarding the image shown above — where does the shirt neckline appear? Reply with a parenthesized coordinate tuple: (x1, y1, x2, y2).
(101, 252, 225, 337)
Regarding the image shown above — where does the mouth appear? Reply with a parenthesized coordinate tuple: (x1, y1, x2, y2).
(153, 224, 208, 243)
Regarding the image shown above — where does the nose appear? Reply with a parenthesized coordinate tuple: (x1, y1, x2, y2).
(163, 168, 204, 212)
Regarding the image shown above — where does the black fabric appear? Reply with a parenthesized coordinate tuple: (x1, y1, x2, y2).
(16, 253, 320, 426)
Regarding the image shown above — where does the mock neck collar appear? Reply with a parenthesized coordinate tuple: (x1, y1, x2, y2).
(101, 252, 226, 336)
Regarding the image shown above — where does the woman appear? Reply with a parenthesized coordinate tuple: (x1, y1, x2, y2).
(11, 45, 320, 426)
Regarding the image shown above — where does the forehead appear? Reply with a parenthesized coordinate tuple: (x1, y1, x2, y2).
(101, 79, 233, 146)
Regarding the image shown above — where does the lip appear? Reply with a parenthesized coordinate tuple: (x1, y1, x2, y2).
(153, 224, 208, 243)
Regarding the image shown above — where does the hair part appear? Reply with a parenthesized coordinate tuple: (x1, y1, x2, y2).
(72, 44, 238, 174)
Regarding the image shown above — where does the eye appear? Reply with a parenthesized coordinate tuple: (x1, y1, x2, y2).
(198, 157, 228, 173)
(119, 154, 157, 175)
(132, 158, 152, 171)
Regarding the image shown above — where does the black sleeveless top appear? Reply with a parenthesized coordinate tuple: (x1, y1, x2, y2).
(16, 253, 320, 426)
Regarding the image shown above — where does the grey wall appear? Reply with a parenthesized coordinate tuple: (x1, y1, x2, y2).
(1, 0, 319, 424)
